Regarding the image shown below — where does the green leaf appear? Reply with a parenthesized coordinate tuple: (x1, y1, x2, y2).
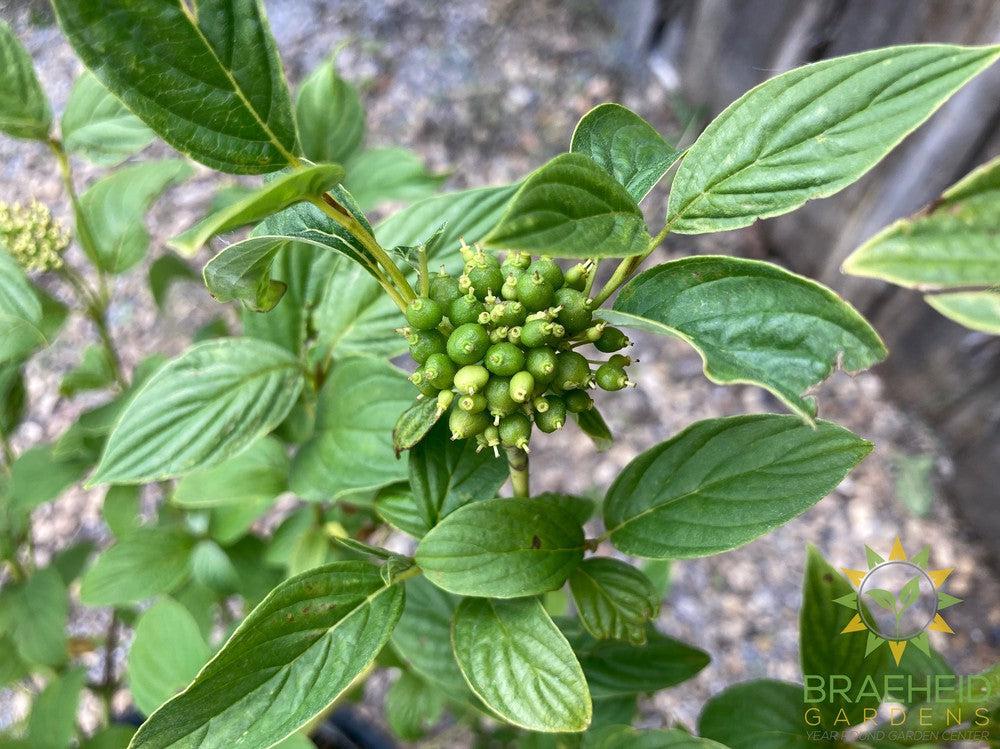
(0, 364, 26, 434)
(60, 344, 116, 396)
(398, 420, 508, 537)
(603, 414, 872, 559)
(191, 539, 241, 593)
(452, 597, 591, 732)
(240, 240, 340, 352)
(569, 557, 660, 645)
(102, 485, 140, 538)
(290, 357, 412, 501)
(27, 667, 86, 749)
(391, 398, 441, 455)
(344, 148, 446, 211)
(385, 672, 445, 741)
(313, 184, 516, 360)
(51, 540, 96, 585)
(129, 561, 404, 749)
(483, 152, 651, 258)
(666, 44, 1000, 234)
(61, 71, 155, 165)
(800, 546, 883, 727)
(81, 726, 136, 749)
(0, 567, 68, 668)
(926, 290, 1000, 334)
(173, 435, 288, 508)
(91, 338, 304, 485)
(606, 256, 886, 420)
(51, 0, 298, 173)
(698, 680, 812, 749)
(148, 253, 197, 310)
(79, 159, 194, 274)
(171, 163, 345, 255)
(560, 618, 709, 699)
(415, 495, 585, 598)
(9, 444, 88, 510)
(390, 576, 474, 703)
(0, 20, 51, 140)
(79, 528, 194, 606)
(127, 598, 211, 717)
(574, 406, 613, 450)
(295, 57, 364, 164)
(584, 726, 727, 749)
(844, 155, 1000, 288)
(202, 236, 292, 312)
(571, 103, 682, 202)
(0, 249, 44, 365)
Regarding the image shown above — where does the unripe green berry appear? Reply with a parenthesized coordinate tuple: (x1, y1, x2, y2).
(508, 326, 522, 345)
(423, 352, 457, 390)
(595, 363, 629, 391)
(409, 369, 438, 397)
(528, 257, 564, 289)
(509, 371, 535, 403)
(459, 393, 488, 413)
(553, 351, 592, 390)
(565, 390, 594, 413)
(501, 275, 520, 300)
(483, 425, 501, 447)
(516, 271, 555, 312)
(405, 296, 444, 330)
(485, 376, 518, 418)
(447, 323, 490, 365)
(436, 389, 455, 415)
(454, 364, 489, 395)
(448, 292, 485, 326)
(429, 273, 461, 307)
(532, 396, 550, 413)
(503, 251, 531, 270)
(465, 256, 504, 299)
(499, 412, 532, 449)
(548, 323, 566, 340)
(535, 395, 567, 433)
(563, 263, 589, 291)
(498, 300, 527, 327)
(554, 288, 593, 334)
(519, 319, 550, 348)
(594, 326, 630, 353)
(485, 342, 525, 377)
(408, 329, 447, 364)
(450, 407, 490, 440)
(608, 354, 632, 368)
(525, 347, 557, 384)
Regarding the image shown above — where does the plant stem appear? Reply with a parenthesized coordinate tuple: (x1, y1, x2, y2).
(506, 447, 530, 497)
(49, 139, 129, 389)
(591, 224, 673, 307)
(307, 196, 417, 306)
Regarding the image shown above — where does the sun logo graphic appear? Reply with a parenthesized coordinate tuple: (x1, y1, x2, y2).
(835, 538, 961, 666)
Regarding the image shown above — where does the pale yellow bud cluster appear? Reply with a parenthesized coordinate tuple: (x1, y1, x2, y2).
(0, 199, 71, 272)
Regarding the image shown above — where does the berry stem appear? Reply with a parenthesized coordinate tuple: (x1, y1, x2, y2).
(506, 446, 530, 497)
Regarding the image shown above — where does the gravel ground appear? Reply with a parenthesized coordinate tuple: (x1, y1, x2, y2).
(1, 0, 998, 743)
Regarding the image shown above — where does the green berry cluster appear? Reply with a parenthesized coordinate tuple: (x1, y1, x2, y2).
(402, 243, 633, 453)
(0, 199, 70, 273)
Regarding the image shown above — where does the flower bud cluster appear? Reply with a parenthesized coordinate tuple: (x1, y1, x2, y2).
(0, 200, 70, 272)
